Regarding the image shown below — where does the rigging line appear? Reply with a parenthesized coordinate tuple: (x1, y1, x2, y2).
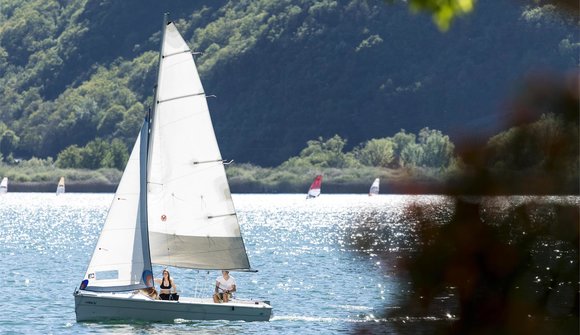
(162, 49, 191, 58)
(157, 92, 205, 104)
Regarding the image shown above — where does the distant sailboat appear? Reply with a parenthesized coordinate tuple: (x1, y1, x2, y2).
(368, 178, 380, 196)
(73, 14, 271, 322)
(0, 177, 7, 194)
(56, 177, 65, 195)
(307, 175, 323, 199)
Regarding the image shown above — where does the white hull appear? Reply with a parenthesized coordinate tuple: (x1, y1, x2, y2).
(74, 290, 272, 322)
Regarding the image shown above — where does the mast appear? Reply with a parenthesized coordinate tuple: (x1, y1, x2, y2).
(139, 12, 170, 284)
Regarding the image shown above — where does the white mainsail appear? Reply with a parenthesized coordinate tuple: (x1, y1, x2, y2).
(0, 177, 7, 193)
(369, 178, 380, 196)
(56, 177, 65, 195)
(81, 124, 153, 291)
(146, 22, 251, 270)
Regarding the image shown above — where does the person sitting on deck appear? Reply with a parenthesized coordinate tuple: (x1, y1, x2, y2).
(155, 269, 178, 300)
(213, 270, 236, 303)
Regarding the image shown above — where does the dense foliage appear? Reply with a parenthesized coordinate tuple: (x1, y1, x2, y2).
(0, 0, 576, 167)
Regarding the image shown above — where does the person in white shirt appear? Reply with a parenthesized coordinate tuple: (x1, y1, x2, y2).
(213, 270, 236, 303)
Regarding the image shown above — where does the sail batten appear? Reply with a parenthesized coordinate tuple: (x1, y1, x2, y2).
(163, 49, 191, 58)
(158, 92, 204, 104)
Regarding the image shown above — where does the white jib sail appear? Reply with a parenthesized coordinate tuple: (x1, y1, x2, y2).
(147, 22, 251, 270)
(56, 177, 65, 195)
(0, 177, 7, 193)
(82, 125, 152, 291)
(369, 178, 380, 196)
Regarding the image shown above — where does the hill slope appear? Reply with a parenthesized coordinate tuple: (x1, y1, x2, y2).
(0, 0, 577, 166)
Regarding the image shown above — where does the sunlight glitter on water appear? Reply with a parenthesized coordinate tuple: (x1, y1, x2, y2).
(5, 192, 563, 334)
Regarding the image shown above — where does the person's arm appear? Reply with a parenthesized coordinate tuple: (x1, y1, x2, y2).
(228, 284, 236, 293)
(214, 280, 220, 294)
(171, 279, 177, 293)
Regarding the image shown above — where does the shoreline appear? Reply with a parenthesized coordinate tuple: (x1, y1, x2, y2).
(6, 181, 578, 195)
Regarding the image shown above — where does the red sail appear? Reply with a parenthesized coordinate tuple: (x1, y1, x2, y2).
(309, 175, 323, 191)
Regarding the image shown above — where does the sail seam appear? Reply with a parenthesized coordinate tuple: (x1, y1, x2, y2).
(158, 92, 205, 104)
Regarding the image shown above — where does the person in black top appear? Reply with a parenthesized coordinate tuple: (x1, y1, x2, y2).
(155, 269, 178, 300)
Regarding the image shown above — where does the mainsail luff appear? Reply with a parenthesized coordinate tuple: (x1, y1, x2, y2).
(146, 21, 251, 270)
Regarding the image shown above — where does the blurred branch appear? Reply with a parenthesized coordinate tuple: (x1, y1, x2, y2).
(389, 0, 578, 31)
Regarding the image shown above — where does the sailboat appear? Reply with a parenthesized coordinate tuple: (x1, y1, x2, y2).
(73, 15, 272, 322)
(368, 178, 379, 196)
(0, 177, 7, 194)
(56, 177, 65, 195)
(306, 175, 322, 199)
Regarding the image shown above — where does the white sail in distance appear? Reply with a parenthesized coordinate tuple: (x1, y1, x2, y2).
(0, 177, 7, 193)
(147, 22, 251, 271)
(369, 178, 380, 196)
(56, 177, 65, 195)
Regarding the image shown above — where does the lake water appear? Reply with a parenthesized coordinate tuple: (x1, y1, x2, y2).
(0, 193, 576, 334)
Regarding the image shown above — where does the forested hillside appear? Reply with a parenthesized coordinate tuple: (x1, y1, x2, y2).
(0, 0, 577, 166)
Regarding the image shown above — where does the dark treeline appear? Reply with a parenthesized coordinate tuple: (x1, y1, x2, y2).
(1, 107, 578, 195)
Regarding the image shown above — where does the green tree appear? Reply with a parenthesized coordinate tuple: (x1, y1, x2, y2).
(357, 138, 395, 167)
(56, 145, 83, 168)
(418, 127, 455, 167)
(282, 135, 359, 168)
(0, 122, 19, 158)
(97, 105, 126, 136)
(400, 142, 424, 167)
(106, 139, 129, 170)
(392, 130, 417, 168)
(81, 139, 111, 169)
